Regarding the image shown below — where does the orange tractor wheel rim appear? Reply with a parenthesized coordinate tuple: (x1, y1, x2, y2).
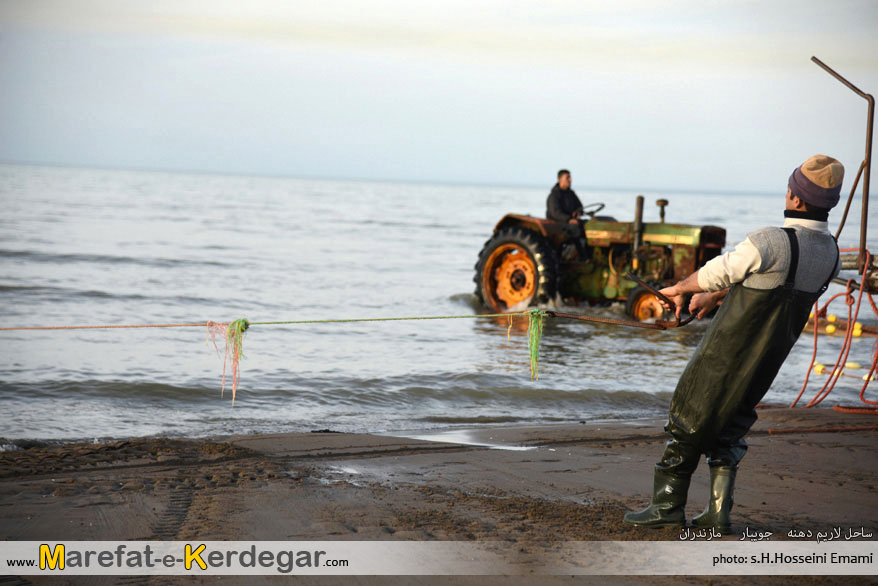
(483, 244, 536, 309)
(631, 293, 666, 321)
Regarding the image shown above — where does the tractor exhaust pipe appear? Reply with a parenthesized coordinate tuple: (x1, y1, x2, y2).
(656, 199, 669, 223)
(632, 195, 644, 269)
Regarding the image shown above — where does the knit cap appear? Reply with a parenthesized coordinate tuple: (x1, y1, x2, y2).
(788, 154, 844, 209)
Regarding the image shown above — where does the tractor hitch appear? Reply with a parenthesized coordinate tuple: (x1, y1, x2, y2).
(545, 274, 696, 331)
(624, 273, 697, 328)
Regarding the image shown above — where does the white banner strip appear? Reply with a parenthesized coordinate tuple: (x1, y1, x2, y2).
(1, 540, 876, 575)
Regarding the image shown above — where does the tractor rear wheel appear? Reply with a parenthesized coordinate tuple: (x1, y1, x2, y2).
(625, 285, 671, 321)
(474, 227, 558, 312)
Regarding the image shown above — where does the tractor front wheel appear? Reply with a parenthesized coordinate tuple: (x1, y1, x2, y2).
(625, 285, 671, 322)
(474, 228, 558, 312)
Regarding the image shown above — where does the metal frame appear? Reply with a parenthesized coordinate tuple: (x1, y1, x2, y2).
(811, 56, 873, 275)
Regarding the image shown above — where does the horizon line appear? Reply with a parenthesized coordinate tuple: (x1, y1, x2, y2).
(0, 158, 780, 198)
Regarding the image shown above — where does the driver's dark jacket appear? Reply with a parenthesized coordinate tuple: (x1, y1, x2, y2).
(546, 184, 583, 222)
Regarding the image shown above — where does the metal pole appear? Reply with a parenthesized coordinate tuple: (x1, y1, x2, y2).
(811, 56, 873, 275)
(632, 195, 644, 269)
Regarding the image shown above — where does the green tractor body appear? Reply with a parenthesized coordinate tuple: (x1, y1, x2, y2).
(474, 197, 726, 319)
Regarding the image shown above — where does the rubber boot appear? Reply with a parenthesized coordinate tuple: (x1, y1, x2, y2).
(692, 466, 736, 534)
(622, 467, 691, 528)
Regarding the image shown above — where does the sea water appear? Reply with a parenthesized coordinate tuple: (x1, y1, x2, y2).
(0, 164, 873, 442)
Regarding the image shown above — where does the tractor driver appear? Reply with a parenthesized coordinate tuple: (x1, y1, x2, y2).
(546, 169, 588, 259)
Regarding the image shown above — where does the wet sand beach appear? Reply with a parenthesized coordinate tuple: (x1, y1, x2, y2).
(2, 407, 877, 585)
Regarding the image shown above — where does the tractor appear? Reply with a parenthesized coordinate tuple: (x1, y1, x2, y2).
(473, 196, 727, 320)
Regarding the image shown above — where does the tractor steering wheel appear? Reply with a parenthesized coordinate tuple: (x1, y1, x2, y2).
(581, 202, 605, 219)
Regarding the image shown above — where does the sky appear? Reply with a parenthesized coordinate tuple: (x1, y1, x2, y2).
(1, 0, 877, 192)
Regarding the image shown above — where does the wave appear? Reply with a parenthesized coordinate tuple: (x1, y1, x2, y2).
(0, 248, 231, 269)
(0, 373, 672, 411)
(0, 283, 222, 305)
(448, 292, 482, 310)
(0, 374, 671, 443)
(0, 380, 216, 402)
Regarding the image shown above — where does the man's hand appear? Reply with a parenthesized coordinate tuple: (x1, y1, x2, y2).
(568, 217, 579, 225)
(689, 292, 717, 320)
(657, 271, 704, 318)
(689, 289, 728, 319)
(657, 285, 686, 318)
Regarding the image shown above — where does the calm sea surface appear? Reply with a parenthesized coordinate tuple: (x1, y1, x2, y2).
(0, 164, 874, 443)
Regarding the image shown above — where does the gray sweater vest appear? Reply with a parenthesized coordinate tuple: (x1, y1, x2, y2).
(745, 226, 840, 292)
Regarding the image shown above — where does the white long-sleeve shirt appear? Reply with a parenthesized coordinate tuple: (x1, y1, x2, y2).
(697, 217, 841, 293)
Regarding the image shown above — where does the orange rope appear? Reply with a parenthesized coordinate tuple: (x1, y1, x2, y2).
(793, 249, 876, 409)
(790, 300, 822, 407)
(833, 405, 878, 415)
(806, 279, 859, 407)
(855, 294, 878, 405)
(767, 424, 878, 434)
(0, 322, 209, 331)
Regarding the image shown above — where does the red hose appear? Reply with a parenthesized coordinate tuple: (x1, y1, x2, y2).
(767, 424, 878, 433)
(806, 282, 858, 406)
(805, 252, 874, 407)
(855, 295, 878, 405)
(833, 405, 878, 415)
(790, 301, 821, 408)
(792, 248, 877, 410)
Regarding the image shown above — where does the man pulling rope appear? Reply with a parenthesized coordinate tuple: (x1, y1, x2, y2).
(623, 154, 844, 534)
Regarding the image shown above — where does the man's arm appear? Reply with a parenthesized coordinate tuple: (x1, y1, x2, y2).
(658, 236, 762, 317)
(569, 190, 584, 217)
(546, 192, 568, 222)
(658, 271, 704, 317)
(657, 274, 728, 319)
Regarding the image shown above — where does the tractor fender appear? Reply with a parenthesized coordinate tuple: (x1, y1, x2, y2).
(494, 214, 550, 236)
(494, 214, 572, 241)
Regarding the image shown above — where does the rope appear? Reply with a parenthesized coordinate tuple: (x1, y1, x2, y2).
(249, 312, 543, 326)
(1, 272, 692, 386)
(0, 313, 532, 331)
(0, 322, 210, 331)
(545, 310, 670, 330)
(3, 310, 584, 333)
(527, 309, 544, 380)
(0, 309, 555, 400)
(766, 424, 878, 434)
(792, 248, 877, 409)
(205, 319, 249, 403)
(833, 405, 878, 415)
